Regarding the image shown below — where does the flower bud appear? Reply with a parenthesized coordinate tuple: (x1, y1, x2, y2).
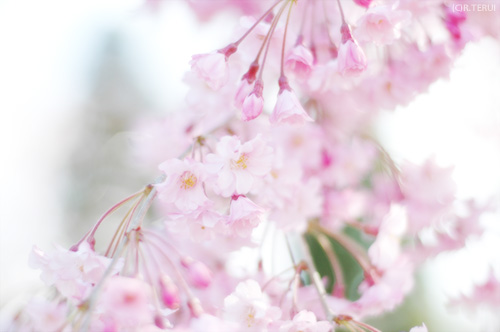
(181, 257, 213, 289)
(353, 0, 372, 8)
(242, 80, 264, 121)
(159, 275, 180, 310)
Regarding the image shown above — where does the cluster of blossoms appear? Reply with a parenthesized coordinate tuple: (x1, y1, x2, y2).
(8, 0, 499, 331)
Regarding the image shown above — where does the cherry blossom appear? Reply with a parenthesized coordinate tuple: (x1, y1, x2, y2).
(206, 135, 273, 197)
(355, 5, 411, 44)
(98, 276, 153, 329)
(285, 45, 315, 78)
(337, 39, 367, 76)
(190, 52, 230, 90)
(224, 279, 282, 330)
(29, 241, 119, 302)
(156, 158, 209, 213)
(226, 195, 265, 238)
(24, 299, 67, 332)
(270, 89, 313, 125)
(273, 310, 331, 332)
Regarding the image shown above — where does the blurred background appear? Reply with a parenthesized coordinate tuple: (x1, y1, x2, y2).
(0, 0, 499, 330)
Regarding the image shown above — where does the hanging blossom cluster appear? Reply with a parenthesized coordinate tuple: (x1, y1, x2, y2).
(9, 0, 500, 331)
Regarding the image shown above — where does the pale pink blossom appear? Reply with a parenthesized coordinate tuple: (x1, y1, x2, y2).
(320, 138, 378, 188)
(99, 276, 153, 328)
(165, 206, 224, 242)
(351, 258, 415, 317)
(400, 158, 456, 233)
(275, 310, 331, 332)
(368, 204, 408, 270)
(206, 135, 273, 197)
(323, 189, 369, 230)
(29, 242, 119, 302)
(337, 39, 367, 76)
(24, 299, 67, 332)
(157, 158, 209, 213)
(224, 279, 282, 330)
(226, 195, 264, 237)
(271, 178, 322, 232)
(270, 89, 313, 125)
(285, 45, 315, 78)
(355, 5, 411, 44)
(190, 52, 229, 90)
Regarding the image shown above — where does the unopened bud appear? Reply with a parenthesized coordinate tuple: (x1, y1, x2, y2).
(181, 257, 213, 289)
(187, 297, 204, 318)
(159, 275, 180, 310)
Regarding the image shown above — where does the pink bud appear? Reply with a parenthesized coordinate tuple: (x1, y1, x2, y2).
(242, 93, 264, 121)
(187, 297, 204, 318)
(159, 275, 180, 310)
(353, 0, 372, 8)
(181, 257, 213, 288)
(241, 80, 264, 121)
(235, 79, 253, 109)
(337, 39, 367, 76)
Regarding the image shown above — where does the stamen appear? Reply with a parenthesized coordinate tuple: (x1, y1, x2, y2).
(232, 153, 249, 170)
(179, 171, 198, 190)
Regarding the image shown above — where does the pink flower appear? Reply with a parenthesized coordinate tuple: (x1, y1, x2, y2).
(355, 5, 411, 44)
(337, 39, 367, 76)
(157, 158, 209, 213)
(400, 158, 456, 233)
(206, 135, 273, 197)
(270, 89, 313, 125)
(29, 242, 119, 302)
(165, 206, 224, 242)
(24, 299, 67, 331)
(99, 276, 153, 328)
(285, 45, 315, 78)
(275, 310, 331, 332)
(227, 195, 264, 237)
(224, 279, 281, 329)
(190, 52, 229, 90)
(368, 204, 407, 270)
(270, 178, 322, 232)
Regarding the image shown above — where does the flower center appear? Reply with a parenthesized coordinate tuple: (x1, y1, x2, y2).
(179, 171, 197, 190)
(232, 153, 249, 170)
(245, 306, 256, 327)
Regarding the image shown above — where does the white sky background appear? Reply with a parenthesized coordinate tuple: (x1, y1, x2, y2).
(0, 0, 499, 329)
